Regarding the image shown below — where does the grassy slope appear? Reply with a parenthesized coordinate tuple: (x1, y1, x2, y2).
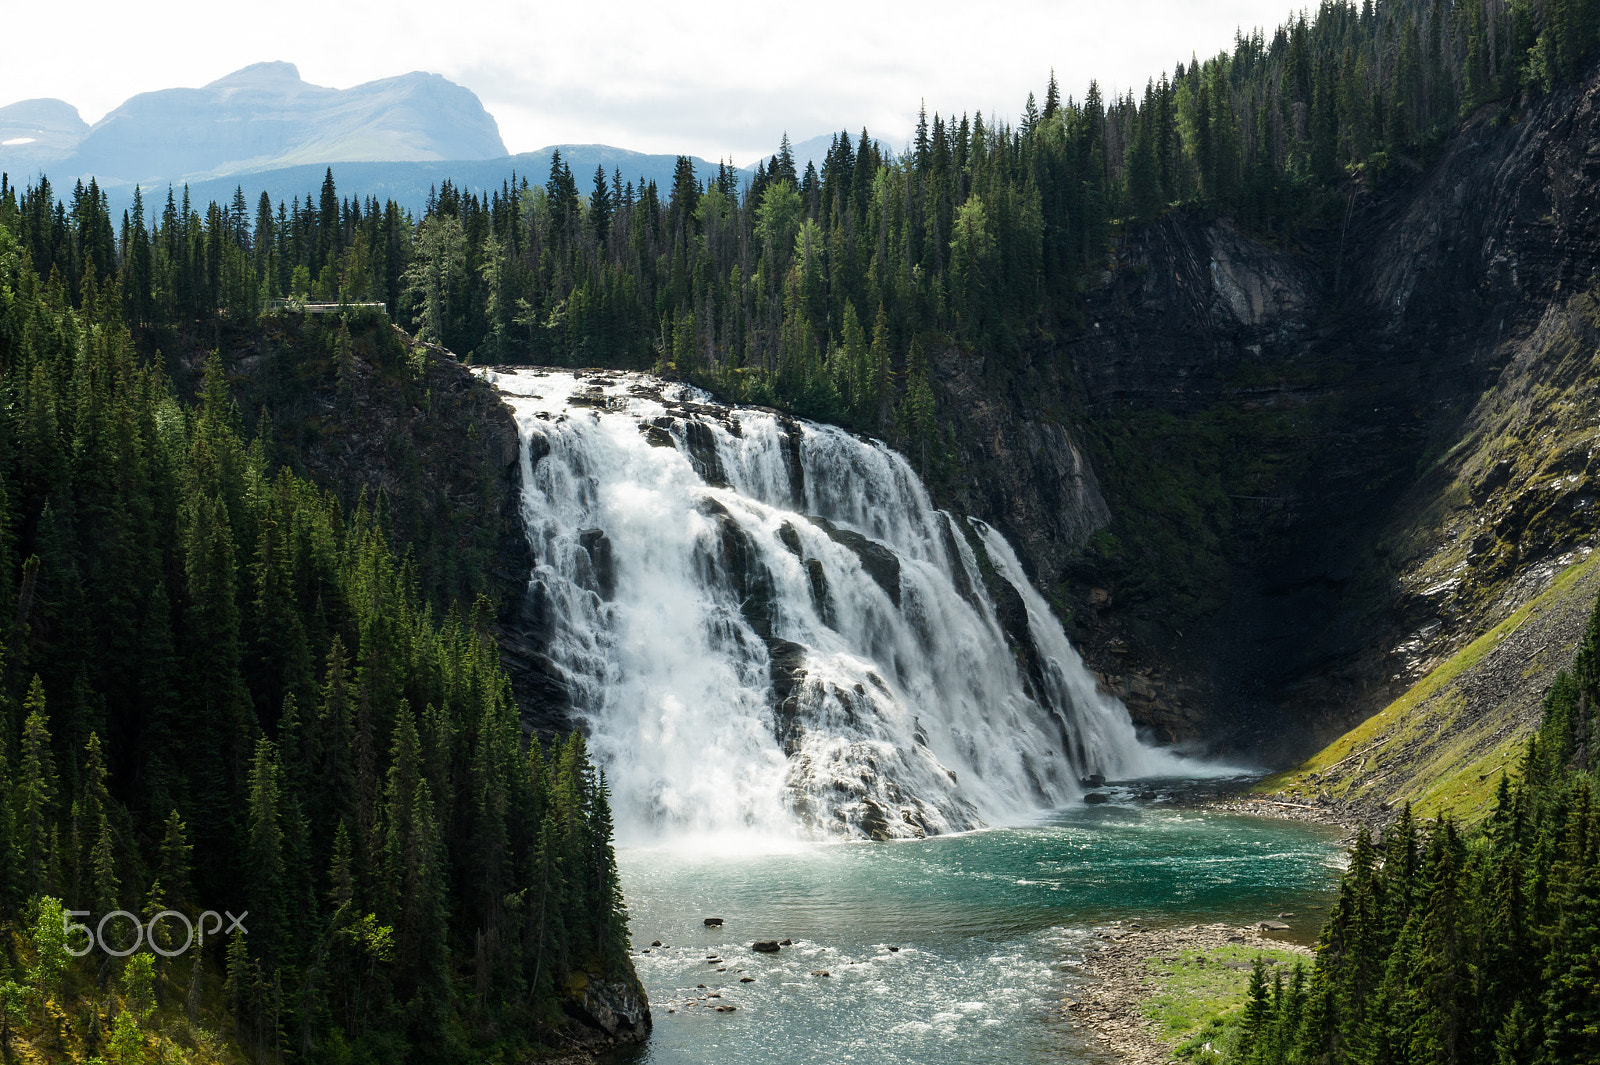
(1255, 548, 1600, 825)
(1143, 943, 1307, 1048)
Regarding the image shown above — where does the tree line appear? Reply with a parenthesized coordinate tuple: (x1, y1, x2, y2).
(9, 0, 1598, 476)
(0, 210, 630, 1063)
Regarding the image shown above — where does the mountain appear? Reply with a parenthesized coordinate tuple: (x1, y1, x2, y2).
(98, 144, 722, 219)
(0, 98, 89, 168)
(0, 61, 506, 188)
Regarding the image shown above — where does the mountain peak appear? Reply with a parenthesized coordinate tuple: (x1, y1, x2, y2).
(206, 61, 306, 89)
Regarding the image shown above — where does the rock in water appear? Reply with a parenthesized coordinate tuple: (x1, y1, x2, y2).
(703, 918, 724, 927)
(752, 940, 780, 953)
(1084, 793, 1111, 804)
(1258, 921, 1291, 931)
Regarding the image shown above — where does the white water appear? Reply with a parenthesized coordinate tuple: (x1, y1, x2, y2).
(483, 367, 1200, 843)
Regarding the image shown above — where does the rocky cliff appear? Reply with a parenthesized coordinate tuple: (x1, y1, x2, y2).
(934, 60, 1600, 766)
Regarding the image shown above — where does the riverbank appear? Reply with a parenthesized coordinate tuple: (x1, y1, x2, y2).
(1064, 922, 1315, 1064)
(1199, 795, 1368, 831)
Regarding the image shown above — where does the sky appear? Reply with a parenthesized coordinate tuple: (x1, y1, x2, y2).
(2, 0, 1304, 165)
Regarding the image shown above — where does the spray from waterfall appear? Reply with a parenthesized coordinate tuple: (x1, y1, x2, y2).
(484, 367, 1204, 842)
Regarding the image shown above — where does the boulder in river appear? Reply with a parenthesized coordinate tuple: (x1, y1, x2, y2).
(1258, 921, 1291, 931)
(703, 918, 724, 927)
(780, 939, 792, 946)
(1081, 774, 1107, 788)
(1084, 793, 1111, 804)
(752, 940, 781, 953)
(811, 970, 830, 977)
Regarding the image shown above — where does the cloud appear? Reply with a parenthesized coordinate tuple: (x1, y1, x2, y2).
(3, 0, 1303, 163)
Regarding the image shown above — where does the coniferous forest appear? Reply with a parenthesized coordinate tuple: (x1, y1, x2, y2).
(1184, 595, 1600, 1065)
(3, 0, 1600, 1061)
(9, 0, 1594, 467)
(0, 224, 630, 1059)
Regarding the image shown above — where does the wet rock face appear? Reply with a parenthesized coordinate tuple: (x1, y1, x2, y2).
(701, 498, 780, 639)
(811, 517, 901, 608)
(768, 639, 808, 755)
(579, 527, 617, 600)
(682, 419, 729, 487)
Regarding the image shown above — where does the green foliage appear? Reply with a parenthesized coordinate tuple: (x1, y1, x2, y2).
(120, 954, 155, 1025)
(106, 1009, 142, 1065)
(28, 897, 69, 1028)
(0, 211, 631, 1062)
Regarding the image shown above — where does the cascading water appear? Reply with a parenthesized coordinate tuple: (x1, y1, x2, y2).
(483, 367, 1193, 842)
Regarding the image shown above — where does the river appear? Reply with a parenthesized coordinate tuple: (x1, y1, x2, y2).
(605, 790, 1343, 1065)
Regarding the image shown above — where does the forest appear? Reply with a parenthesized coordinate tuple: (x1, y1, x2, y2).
(0, 212, 630, 1062)
(7, 0, 1595, 471)
(2, 0, 1600, 1061)
(1184, 590, 1600, 1065)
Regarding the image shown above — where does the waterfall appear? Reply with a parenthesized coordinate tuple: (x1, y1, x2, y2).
(484, 367, 1193, 842)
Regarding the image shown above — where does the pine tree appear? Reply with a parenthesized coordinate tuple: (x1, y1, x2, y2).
(246, 737, 286, 963)
(17, 678, 59, 897)
(1539, 859, 1600, 1062)
(590, 164, 614, 244)
(157, 810, 193, 915)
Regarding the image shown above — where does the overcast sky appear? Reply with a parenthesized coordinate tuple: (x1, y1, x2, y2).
(3, 0, 1303, 165)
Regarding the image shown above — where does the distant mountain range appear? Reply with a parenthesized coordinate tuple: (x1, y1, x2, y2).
(0, 62, 506, 189)
(151, 148, 724, 221)
(0, 64, 877, 217)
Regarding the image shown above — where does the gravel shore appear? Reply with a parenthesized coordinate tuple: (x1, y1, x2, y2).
(1064, 922, 1315, 1064)
(1200, 796, 1367, 832)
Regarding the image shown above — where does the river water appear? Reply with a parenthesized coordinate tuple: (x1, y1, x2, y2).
(480, 368, 1344, 1060)
(605, 792, 1343, 1065)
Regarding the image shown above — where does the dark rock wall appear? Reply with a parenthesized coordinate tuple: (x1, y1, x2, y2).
(933, 65, 1600, 763)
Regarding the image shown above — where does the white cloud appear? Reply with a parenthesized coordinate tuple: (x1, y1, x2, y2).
(5, 0, 1303, 164)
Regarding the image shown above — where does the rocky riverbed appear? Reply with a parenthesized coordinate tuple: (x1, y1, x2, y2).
(1064, 922, 1316, 1064)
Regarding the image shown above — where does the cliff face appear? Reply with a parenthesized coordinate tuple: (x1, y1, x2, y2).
(933, 64, 1600, 764)
(181, 311, 580, 741)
